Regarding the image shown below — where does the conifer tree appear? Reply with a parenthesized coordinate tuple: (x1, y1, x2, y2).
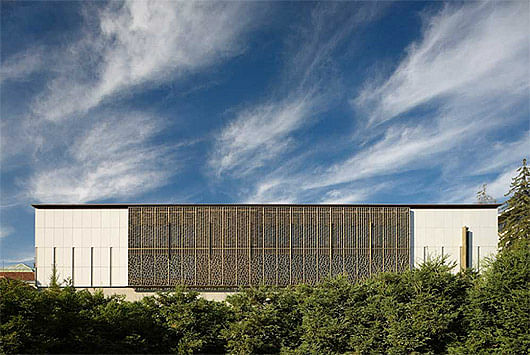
(49, 263, 60, 289)
(499, 158, 530, 250)
(476, 184, 496, 203)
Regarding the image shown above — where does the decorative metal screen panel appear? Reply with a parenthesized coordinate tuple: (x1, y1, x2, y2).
(128, 206, 410, 288)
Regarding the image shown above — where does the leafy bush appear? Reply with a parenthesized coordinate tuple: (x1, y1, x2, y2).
(1, 249, 528, 354)
(294, 260, 474, 354)
(155, 288, 232, 354)
(0, 282, 170, 354)
(223, 286, 307, 354)
(451, 241, 530, 353)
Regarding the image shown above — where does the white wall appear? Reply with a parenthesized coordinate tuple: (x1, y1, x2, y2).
(411, 208, 498, 270)
(34, 206, 499, 287)
(35, 208, 128, 287)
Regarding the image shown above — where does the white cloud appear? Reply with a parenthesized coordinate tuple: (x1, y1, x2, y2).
(0, 46, 46, 83)
(319, 186, 380, 204)
(443, 167, 517, 204)
(2, 1, 258, 204)
(242, 171, 388, 205)
(484, 168, 517, 201)
(244, 178, 298, 204)
(334, 1, 529, 201)
(27, 113, 178, 203)
(474, 136, 529, 175)
(0, 225, 14, 240)
(452, 145, 527, 203)
(284, 3, 388, 88)
(31, 1, 258, 122)
(308, 123, 467, 190)
(242, 1, 529, 204)
(354, 1, 529, 125)
(209, 94, 318, 177)
(239, 114, 483, 203)
(1, 253, 35, 265)
(208, 3, 385, 178)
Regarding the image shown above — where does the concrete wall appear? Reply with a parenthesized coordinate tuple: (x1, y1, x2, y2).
(34, 206, 499, 289)
(79, 288, 235, 302)
(35, 209, 128, 287)
(411, 208, 498, 270)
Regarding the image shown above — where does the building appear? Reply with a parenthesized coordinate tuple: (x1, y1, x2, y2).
(0, 263, 35, 285)
(33, 204, 500, 292)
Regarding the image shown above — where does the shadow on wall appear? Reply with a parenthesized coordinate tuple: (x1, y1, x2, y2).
(466, 230, 473, 269)
(410, 210, 414, 268)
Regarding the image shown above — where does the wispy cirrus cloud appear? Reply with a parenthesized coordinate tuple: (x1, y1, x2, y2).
(474, 137, 529, 176)
(209, 3, 387, 178)
(447, 134, 528, 203)
(349, 1, 528, 202)
(26, 113, 179, 203)
(1, 1, 261, 204)
(209, 92, 320, 177)
(354, 1, 528, 126)
(441, 167, 518, 204)
(319, 185, 384, 204)
(0, 225, 15, 240)
(334, 1, 529, 199)
(0, 46, 47, 83)
(1, 253, 35, 265)
(29, 1, 259, 122)
(242, 1, 529, 204)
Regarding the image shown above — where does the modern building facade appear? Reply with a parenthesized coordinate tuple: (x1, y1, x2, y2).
(33, 204, 500, 289)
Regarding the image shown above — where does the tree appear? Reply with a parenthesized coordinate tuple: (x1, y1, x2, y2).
(476, 184, 496, 204)
(222, 286, 306, 354)
(450, 240, 530, 353)
(156, 287, 232, 354)
(293, 262, 473, 354)
(499, 158, 530, 250)
(49, 263, 60, 289)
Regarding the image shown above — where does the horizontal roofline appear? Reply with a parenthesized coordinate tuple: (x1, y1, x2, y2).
(32, 203, 502, 209)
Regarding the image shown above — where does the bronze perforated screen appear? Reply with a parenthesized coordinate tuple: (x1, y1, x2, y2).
(128, 206, 410, 288)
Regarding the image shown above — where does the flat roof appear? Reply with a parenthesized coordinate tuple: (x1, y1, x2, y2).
(32, 203, 501, 209)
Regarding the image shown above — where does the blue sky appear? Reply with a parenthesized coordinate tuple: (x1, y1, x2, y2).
(1, 1, 528, 265)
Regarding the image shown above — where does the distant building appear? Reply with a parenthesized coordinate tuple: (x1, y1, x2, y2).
(33, 204, 499, 293)
(0, 263, 35, 285)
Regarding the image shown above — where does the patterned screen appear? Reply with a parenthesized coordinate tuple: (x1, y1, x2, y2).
(128, 206, 410, 288)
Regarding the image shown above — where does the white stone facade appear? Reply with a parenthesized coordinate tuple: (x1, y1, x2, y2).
(410, 208, 498, 270)
(34, 205, 499, 288)
(35, 208, 128, 287)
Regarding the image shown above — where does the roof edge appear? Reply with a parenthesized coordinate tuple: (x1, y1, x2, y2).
(32, 203, 502, 209)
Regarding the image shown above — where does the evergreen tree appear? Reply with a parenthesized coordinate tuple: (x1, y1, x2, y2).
(49, 263, 60, 289)
(451, 240, 530, 353)
(499, 158, 530, 250)
(476, 184, 496, 203)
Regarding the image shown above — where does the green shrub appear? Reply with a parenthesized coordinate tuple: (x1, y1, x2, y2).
(156, 287, 232, 354)
(223, 286, 307, 354)
(451, 242, 530, 354)
(379, 259, 474, 354)
(293, 276, 360, 354)
(1, 249, 528, 354)
(293, 260, 473, 354)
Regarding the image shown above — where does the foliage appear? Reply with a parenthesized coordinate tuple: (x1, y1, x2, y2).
(48, 263, 60, 289)
(1, 252, 528, 354)
(155, 287, 233, 354)
(1, 282, 114, 354)
(499, 158, 530, 250)
(223, 286, 307, 354)
(450, 241, 530, 354)
(294, 260, 474, 354)
(0, 283, 227, 354)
